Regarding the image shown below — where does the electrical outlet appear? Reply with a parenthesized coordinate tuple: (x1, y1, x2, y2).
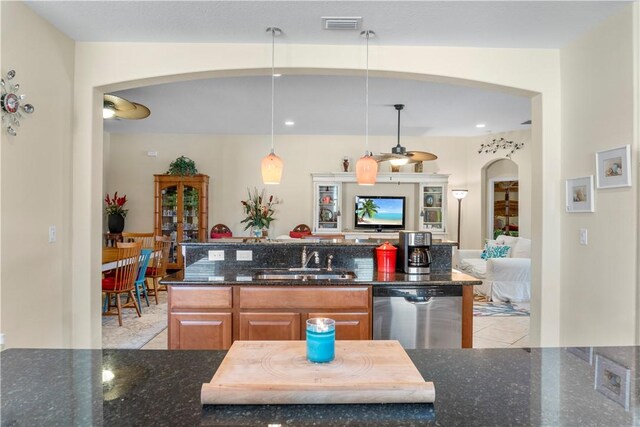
(236, 250, 253, 261)
(147, 151, 158, 157)
(48, 226, 56, 243)
(208, 250, 225, 261)
(579, 228, 588, 246)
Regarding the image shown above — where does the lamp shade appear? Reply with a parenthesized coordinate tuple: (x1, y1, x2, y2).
(261, 151, 283, 185)
(452, 189, 469, 200)
(389, 157, 409, 167)
(356, 154, 378, 185)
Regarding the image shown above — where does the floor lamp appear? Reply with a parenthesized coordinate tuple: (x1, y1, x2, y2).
(452, 190, 468, 248)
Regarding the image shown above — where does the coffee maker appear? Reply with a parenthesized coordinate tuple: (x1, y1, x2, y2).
(398, 231, 432, 274)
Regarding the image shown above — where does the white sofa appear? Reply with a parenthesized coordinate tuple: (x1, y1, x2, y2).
(453, 235, 531, 302)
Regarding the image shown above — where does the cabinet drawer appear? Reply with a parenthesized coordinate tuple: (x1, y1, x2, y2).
(239, 287, 370, 310)
(169, 286, 232, 310)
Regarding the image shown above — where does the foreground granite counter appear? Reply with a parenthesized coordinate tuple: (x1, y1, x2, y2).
(2, 347, 637, 426)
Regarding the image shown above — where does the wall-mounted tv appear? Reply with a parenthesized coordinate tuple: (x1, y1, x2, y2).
(354, 196, 406, 231)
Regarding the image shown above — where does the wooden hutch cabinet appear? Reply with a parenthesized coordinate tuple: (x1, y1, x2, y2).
(154, 174, 209, 270)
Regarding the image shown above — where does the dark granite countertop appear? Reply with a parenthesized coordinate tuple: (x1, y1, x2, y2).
(2, 346, 637, 426)
(162, 269, 481, 287)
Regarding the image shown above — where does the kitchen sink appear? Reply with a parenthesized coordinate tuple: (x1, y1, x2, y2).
(253, 269, 357, 281)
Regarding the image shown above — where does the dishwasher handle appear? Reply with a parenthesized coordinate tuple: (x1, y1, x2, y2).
(404, 296, 434, 305)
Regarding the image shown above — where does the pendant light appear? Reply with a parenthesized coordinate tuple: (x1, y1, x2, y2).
(261, 27, 284, 185)
(356, 30, 378, 186)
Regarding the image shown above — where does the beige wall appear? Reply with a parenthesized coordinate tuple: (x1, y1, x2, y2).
(560, 5, 638, 346)
(0, 2, 75, 348)
(75, 40, 559, 348)
(106, 130, 531, 248)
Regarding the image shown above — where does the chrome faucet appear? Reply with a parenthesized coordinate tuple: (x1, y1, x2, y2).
(301, 246, 320, 268)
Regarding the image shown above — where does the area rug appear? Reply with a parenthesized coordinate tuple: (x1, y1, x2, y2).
(102, 292, 168, 349)
(473, 301, 530, 317)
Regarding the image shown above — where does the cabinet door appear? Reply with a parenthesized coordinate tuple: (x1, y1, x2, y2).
(306, 312, 370, 340)
(158, 182, 180, 267)
(182, 184, 201, 245)
(314, 183, 341, 233)
(420, 184, 446, 233)
(239, 313, 301, 341)
(169, 312, 232, 350)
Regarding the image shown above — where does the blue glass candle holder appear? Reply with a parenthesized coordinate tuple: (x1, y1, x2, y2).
(306, 318, 335, 363)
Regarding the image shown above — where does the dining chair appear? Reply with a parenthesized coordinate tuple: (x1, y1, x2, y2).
(145, 236, 171, 304)
(102, 242, 142, 326)
(122, 232, 155, 249)
(133, 248, 153, 310)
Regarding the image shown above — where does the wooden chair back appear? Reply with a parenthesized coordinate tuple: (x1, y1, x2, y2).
(122, 232, 155, 249)
(112, 242, 142, 292)
(150, 236, 171, 277)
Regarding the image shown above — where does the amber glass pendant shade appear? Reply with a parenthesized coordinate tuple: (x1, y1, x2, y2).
(356, 154, 378, 185)
(261, 151, 283, 185)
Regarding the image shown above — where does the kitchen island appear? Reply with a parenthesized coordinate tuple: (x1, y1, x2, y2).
(162, 240, 480, 349)
(2, 346, 636, 426)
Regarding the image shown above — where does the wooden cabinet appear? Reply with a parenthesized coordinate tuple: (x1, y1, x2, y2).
(168, 286, 232, 350)
(168, 285, 372, 349)
(239, 313, 301, 341)
(154, 174, 209, 270)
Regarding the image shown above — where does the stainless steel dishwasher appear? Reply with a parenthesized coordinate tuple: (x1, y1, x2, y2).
(373, 286, 462, 349)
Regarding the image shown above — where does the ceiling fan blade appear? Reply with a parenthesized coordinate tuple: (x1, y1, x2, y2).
(407, 151, 438, 162)
(114, 103, 151, 120)
(104, 94, 151, 119)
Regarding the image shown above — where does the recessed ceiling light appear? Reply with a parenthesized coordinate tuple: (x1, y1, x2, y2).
(475, 123, 486, 128)
(284, 121, 295, 126)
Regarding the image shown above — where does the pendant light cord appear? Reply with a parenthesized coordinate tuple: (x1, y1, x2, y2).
(365, 31, 370, 156)
(270, 28, 275, 154)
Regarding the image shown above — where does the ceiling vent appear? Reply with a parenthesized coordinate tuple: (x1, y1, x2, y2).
(322, 17, 362, 30)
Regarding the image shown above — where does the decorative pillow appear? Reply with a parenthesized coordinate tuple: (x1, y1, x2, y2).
(481, 244, 511, 260)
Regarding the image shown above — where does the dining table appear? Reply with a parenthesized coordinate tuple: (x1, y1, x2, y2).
(102, 247, 158, 272)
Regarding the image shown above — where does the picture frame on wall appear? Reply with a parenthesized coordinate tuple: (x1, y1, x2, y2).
(594, 354, 631, 410)
(566, 176, 594, 213)
(595, 145, 631, 189)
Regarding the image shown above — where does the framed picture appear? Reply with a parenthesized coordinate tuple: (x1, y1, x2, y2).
(596, 145, 631, 189)
(566, 176, 594, 213)
(566, 346, 594, 364)
(594, 354, 631, 410)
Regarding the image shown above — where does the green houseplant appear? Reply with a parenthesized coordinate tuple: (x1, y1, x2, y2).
(167, 156, 198, 176)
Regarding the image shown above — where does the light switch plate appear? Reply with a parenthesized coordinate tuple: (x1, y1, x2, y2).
(208, 250, 225, 261)
(236, 250, 253, 261)
(579, 228, 588, 245)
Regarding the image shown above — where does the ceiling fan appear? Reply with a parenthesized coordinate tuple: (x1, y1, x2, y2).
(103, 94, 151, 120)
(373, 104, 437, 172)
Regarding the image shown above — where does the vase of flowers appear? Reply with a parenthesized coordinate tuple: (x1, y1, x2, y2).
(241, 187, 280, 237)
(104, 192, 128, 233)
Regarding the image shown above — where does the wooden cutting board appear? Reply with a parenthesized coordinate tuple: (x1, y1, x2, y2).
(201, 340, 435, 405)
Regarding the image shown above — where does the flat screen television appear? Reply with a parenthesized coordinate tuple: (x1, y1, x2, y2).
(354, 196, 406, 231)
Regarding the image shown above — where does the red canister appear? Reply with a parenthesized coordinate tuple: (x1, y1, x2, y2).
(376, 241, 398, 273)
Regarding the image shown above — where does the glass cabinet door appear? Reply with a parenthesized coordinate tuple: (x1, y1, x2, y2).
(160, 185, 179, 265)
(421, 185, 444, 232)
(182, 185, 200, 244)
(315, 183, 341, 233)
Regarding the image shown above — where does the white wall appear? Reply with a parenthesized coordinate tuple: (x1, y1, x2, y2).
(0, 2, 75, 348)
(560, 5, 638, 346)
(106, 130, 531, 247)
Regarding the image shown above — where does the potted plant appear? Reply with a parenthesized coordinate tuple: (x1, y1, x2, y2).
(104, 192, 128, 233)
(240, 188, 281, 237)
(166, 156, 198, 176)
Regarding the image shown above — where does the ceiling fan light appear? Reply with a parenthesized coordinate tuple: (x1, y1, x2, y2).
(389, 157, 409, 167)
(103, 107, 116, 119)
(261, 151, 283, 185)
(356, 154, 378, 185)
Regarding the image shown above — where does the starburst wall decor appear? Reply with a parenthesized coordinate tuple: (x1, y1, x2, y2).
(478, 137, 524, 159)
(1, 70, 35, 136)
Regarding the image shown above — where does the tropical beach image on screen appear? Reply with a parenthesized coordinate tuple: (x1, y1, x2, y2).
(356, 197, 404, 226)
